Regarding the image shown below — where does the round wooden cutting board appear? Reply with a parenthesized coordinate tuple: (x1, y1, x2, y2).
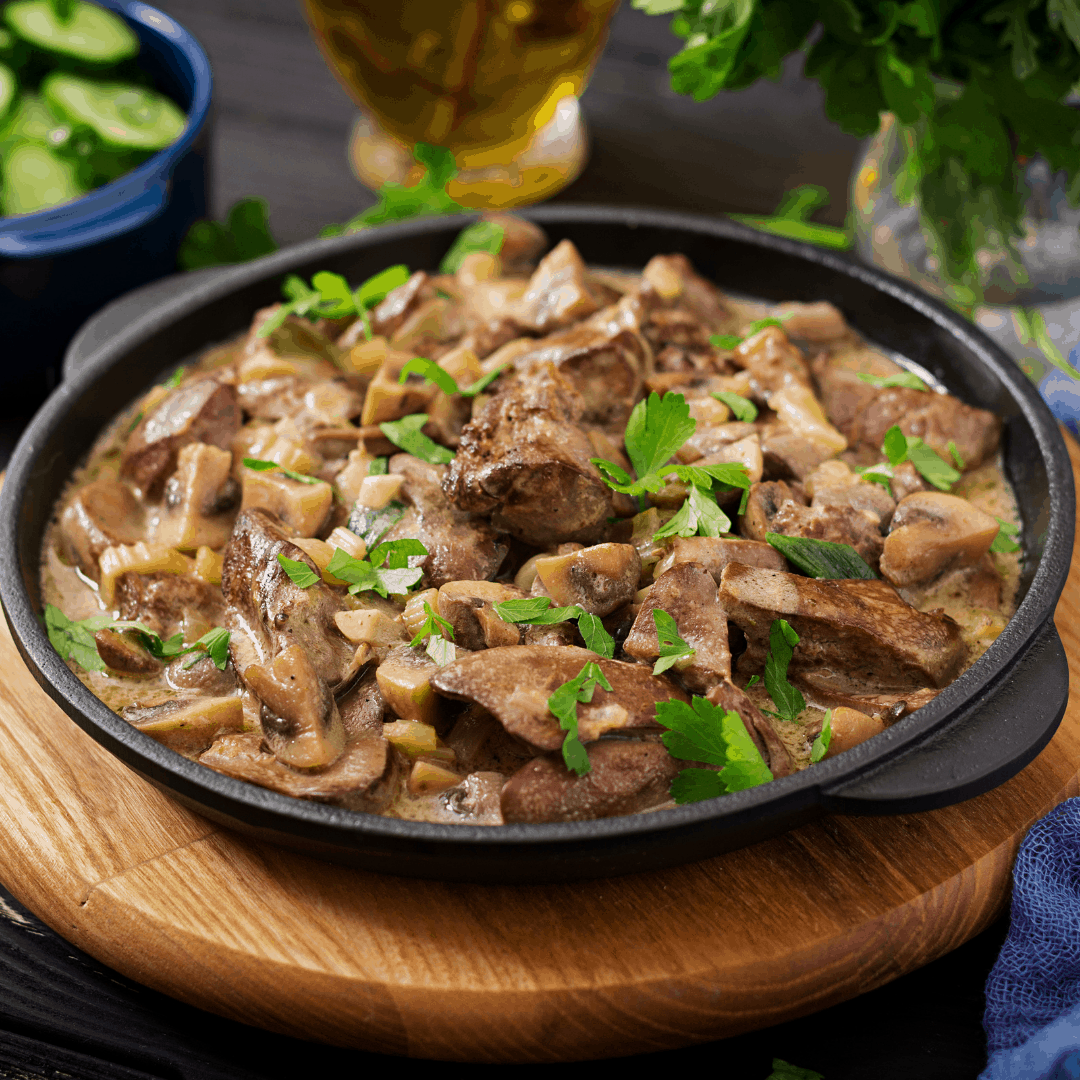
(1, 442, 1079, 1064)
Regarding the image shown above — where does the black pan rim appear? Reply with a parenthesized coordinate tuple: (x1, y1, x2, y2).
(1, 204, 1073, 854)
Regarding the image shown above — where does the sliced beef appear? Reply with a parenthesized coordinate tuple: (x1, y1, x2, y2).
(848, 387, 1001, 469)
(810, 345, 902, 436)
(166, 653, 240, 696)
(790, 671, 938, 721)
(511, 239, 599, 332)
(369, 270, 431, 339)
(444, 363, 618, 546)
(94, 628, 162, 675)
(430, 645, 689, 751)
(58, 477, 144, 580)
(623, 564, 731, 694)
(760, 429, 835, 481)
(122, 378, 240, 495)
(717, 563, 967, 690)
(501, 739, 680, 823)
(375, 454, 508, 589)
(116, 572, 225, 641)
(444, 704, 535, 774)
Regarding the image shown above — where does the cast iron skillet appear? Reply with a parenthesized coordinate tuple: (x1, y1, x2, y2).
(1, 207, 1073, 884)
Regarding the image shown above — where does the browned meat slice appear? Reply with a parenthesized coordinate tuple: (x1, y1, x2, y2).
(165, 653, 240, 696)
(773, 301, 849, 343)
(221, 508, 357, 768)
(880, 492, 999, 587)
(707, 679, 795, 778)
(641, 254, 731, 335)
(444, 363, 618, 546)
(437, 580, 525, 650)
(483, 212, 547, 275)
(511, 240, 599, 332)
(791, 671, 938, 721)
(848, 387, 1001, 468)
(810, 345, 902, 435)
(375, 454, 508, 588)
(430, 645, 689, 751)
(741, 479, 884, 570)
(680, 421, 758, 461)
(653, 536, 786, 583)
(512, 318, 647, 433)
(532, 543, 641, 617)
(718, 563, 967, 690)
(199, 671, 398, 811)
(94, 628, 161, 675)
(501, 740, 680, 824)
(444, 704, 535, 774)
(760, 429, 835, 481)
(58, 477, 144, 579)
(624, 564, 731, 694)
(369, 270, 430, 339)
(891, 460, 932, 502)
(116, 571, 225, 641)
(122, 379, 240, 495)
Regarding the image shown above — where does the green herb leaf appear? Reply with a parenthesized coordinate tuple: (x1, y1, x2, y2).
(325, 545, 425, 599)
(857, 370, 928, 391)
(810, 709, 833, 764)
(990, 516, 1022, 553)
(368, 457, 389, 476)
(353, 264, 411, 312)
(459, 364, 508, 397)
(905, 438, 961, 491)
(653, 483, 732, 541)
(439, 220, 505, 273)
(491, 597, 615, 657)
(763, 618, 806, 725)
(709, 333, 744, 350)
(347, 500, 404, 549)
(181, 627, 232, 671)
(426, 634, 456, 666)
(765, 533, 877, 580)
(243, 458, 322, 484)
(276, 553, 320, 589)
(410, 601, 455, 647)
(368, 537, 428, 570)
(948, 440, 966, 470)
(766, 1060, 825, 1080)
(162, 367, 185, 389)
(547, 661, 613, 776)
(858, 463, 894, 494)
(652, 609, 695, 675)
(576, 611, 615, 659)
(379, 414, 455, 464)
(178, 197, 278, 272)
(624, 391, 697, 480)
(882, 424, 909, 466)
(399, 357, 458, 396)
(710, 390, 758, 421)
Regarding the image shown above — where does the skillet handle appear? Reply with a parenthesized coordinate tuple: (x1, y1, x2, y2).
(821, 621, 1069, 815)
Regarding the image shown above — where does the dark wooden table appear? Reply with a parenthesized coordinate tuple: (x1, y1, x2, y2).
(0, 3, 1011, 1076)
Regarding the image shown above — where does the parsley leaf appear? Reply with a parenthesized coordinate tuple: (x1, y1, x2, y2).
(710, 333, 744, 350)
(178, 196, 278, 272)
(409, 601, 455, 647)
(857, 370, 928, 391)
(379, 414, 455, 464)
(162, 367, 185, 389)
(426, 635, 456, 666)
(398, 356, 508, 398)
(991, 517, 1022, 553)
(243, 458, 322, 485)
(347, 500, 404, 550)
(368, 457, 389, 476)
(548, 661, 613, 775)
(710, 390, 758, 421)
(624, 391, 697, 480)
(765, 533, 877, 580)
(948, 440, 966, 470)
(325, 541, 426, 598)
(810, 709, 833, 764)
(763, 618, 806, 725)
(652, 610, 695, 675)
(277, 553, 320, 589)
(766, 1060, 825, 1080)
(881, 425, 960, 490)
(439, 220, 505, 273)
(491, 597, 615, 659)
(653, 483, 733, 541)
(182, 627, 232, 671)
(655, 696, 773, 803)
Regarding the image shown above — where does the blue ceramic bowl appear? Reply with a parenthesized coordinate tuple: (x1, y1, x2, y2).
(0, 0, 212, 396)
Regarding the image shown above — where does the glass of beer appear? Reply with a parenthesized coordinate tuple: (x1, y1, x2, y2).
(302, 0, 621, 208)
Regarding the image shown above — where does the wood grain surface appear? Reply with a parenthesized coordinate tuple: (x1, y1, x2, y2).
(0, 441, 1077, 1064)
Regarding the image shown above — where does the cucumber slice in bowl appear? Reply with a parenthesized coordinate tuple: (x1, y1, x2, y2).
(43, 71, 185, 150)
(0, 140, 82, 214)
(3, 0, 137, 65)
(0, 62, 15, 121)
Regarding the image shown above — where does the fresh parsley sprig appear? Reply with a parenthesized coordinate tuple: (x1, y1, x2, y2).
(289, 540, 429, 599)
(882, 424, 961, 491)
(398, 357, 507, 399)
(655, 695, 773, 804)
(348, 501, 405, 549)
(548, 661, 612, 776)
(710, 390, 758, 422)
(991, 517, 1022, 554)
(409, 601, 456, 665)
(762, 618, 806, 725)
(43, 605, 230, 672)
(243, 458, 322, 485)
(277, 553, 321, 589)
(491, 596, 616, 658)
(857, 371, 928, 391)
(652, 610, 695, 675)
(765, 533, 877, 580)
(379, 414, 455, 465)
(439, 219, 506, 273)
(810, 709, 833, 764)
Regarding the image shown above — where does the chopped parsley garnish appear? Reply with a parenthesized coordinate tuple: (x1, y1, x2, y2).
(653, 482, 732, 540)
(379, 414, 455, 465)
(491, 596, 615, 658)
(857, 370, 928, 391)
(991, 517, 1022, 554)
(367, 457, 389, 476)
(243, 458, 322, 484)
(766, 1060, 824, 1080)
(398, 356, 507, 398)
(625, 390, 698, 480)
(409, 601, 454, 647)
(881, 425, 961, 491)
(765, 533, 877, 580)
(425, 635, 456, 666)
(324, 539, 427, 598)
(348, 500, 405, 549)
(162, 366, 186, 389)
(948, 440, 966, 470)
(762, 618, 806, 725)
(43, 604, 230, 672)
(439, 219, 506, 273)
(810, 709, 833, 764)
(710, 334, 743, 350)
(652, 610, 695, 675)
(178, 196, 278, 272)
(276, 553, 321, 589)
(548, 661, 612, 776)
(710, 390, 758, 422)
(655, 695, 773, 804)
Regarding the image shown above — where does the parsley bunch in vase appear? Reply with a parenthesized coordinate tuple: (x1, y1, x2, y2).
(636, 0, 1080, 389)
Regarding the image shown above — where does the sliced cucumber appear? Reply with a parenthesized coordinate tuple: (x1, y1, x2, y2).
(43, 72, 185, 149)
(0, 63, 14, 121)
(1, 140, 83, 215)
(4, 1, 138, 65)
(0, 92, 70, 150)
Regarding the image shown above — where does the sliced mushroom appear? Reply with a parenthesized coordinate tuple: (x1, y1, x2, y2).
(430, 645, 689, 751)
(653, 536, 786, 583)
(821, 706, 885, 758)
(880, 492, 1000, 587)
(94, 628, 162, 675)
(437, 580, 526, 650)
(125, 695, 244, 757)
(532, 543, 641, 617)
(58, 477, 145, 580)
(360, 346, 438, 426)
(153, 443, 237, 550)
(511, 239, 599, 333)
(623, 563, 731, 694)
